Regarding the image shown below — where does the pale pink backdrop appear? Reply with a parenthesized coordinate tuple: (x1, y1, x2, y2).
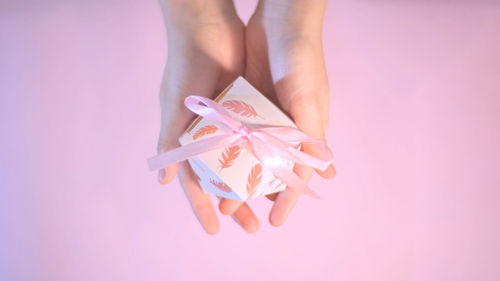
(1, 1, 499, 281)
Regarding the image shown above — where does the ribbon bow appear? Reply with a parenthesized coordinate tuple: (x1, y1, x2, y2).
(147, 96, 333, 199)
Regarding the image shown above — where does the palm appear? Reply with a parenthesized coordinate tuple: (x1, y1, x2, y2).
(160, 19, 245, 108)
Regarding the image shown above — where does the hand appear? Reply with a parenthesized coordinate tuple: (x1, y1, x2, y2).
(218, 0, 336, 226)
(157, 0, 259, 234)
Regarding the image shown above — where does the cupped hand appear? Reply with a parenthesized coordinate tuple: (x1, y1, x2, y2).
(157, 1, 259, 234)
(218, 0, 336, 226)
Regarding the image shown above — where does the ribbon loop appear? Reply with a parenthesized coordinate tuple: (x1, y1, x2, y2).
(184, 96, 242, 131)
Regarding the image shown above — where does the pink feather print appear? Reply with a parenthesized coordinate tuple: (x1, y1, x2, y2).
(222, 99, 261, 118)
(246, 164, 263, 198)
(210, 179, 232, 193)
(218, 145, 241, 171)
(192, 125, 218, 140)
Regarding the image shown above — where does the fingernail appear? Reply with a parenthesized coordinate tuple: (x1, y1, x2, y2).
(158, 169, 165, 183)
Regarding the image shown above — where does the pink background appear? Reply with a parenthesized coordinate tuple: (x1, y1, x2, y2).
(1, 1, 499, 280)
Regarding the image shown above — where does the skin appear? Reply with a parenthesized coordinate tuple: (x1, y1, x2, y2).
(157, 0, 335, 234)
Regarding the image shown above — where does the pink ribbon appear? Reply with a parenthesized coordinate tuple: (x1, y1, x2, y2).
(147, 96, 333, 199)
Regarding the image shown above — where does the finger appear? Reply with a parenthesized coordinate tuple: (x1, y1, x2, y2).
(301, 140, 336, 179)
(289, 102, 336, 179)
(156, 93, 194, 184)
(158, 164, 179, 184)
(231, 202, 260, 233)
(318, 163, 336, 178)
(269, 162, 313, 227)
(218, 198, 244, 215)
(266, 193, 278, 201)
(157, 137, 180, 184)
(178, 161, 220, 234)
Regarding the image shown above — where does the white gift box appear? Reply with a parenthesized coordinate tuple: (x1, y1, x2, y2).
(178, 77, 298, 201)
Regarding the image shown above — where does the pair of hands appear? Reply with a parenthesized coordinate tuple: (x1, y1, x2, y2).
(157, 0, 335, 233)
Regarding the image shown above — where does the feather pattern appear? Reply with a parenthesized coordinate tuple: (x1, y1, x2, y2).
(222, 99, 260, 118)
(210, 179, 232, 193)
(246, 164, 263, 197)
(218, 145, 241, 171)
(192, 125, 218, 140)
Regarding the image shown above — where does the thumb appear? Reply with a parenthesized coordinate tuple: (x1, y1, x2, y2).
(288, 100, 336, 179)
(156, 131, 181, 184)
(156, 92, 195, 185)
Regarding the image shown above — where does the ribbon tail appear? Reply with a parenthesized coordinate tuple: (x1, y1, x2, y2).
(147, 134, 241, 171)
(286, 148, 332, 171)
(259, 126, 334, 161)
(268, 165, 321, 199)
(248, 134, 321, 199)
(253, 131, 332, 171)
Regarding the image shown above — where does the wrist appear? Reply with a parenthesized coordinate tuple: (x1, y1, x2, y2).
(253, 0, 327, 39)
(160, 0, 239, 31)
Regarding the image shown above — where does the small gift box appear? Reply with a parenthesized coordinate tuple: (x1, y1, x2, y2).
(148, 77, 333, 201)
